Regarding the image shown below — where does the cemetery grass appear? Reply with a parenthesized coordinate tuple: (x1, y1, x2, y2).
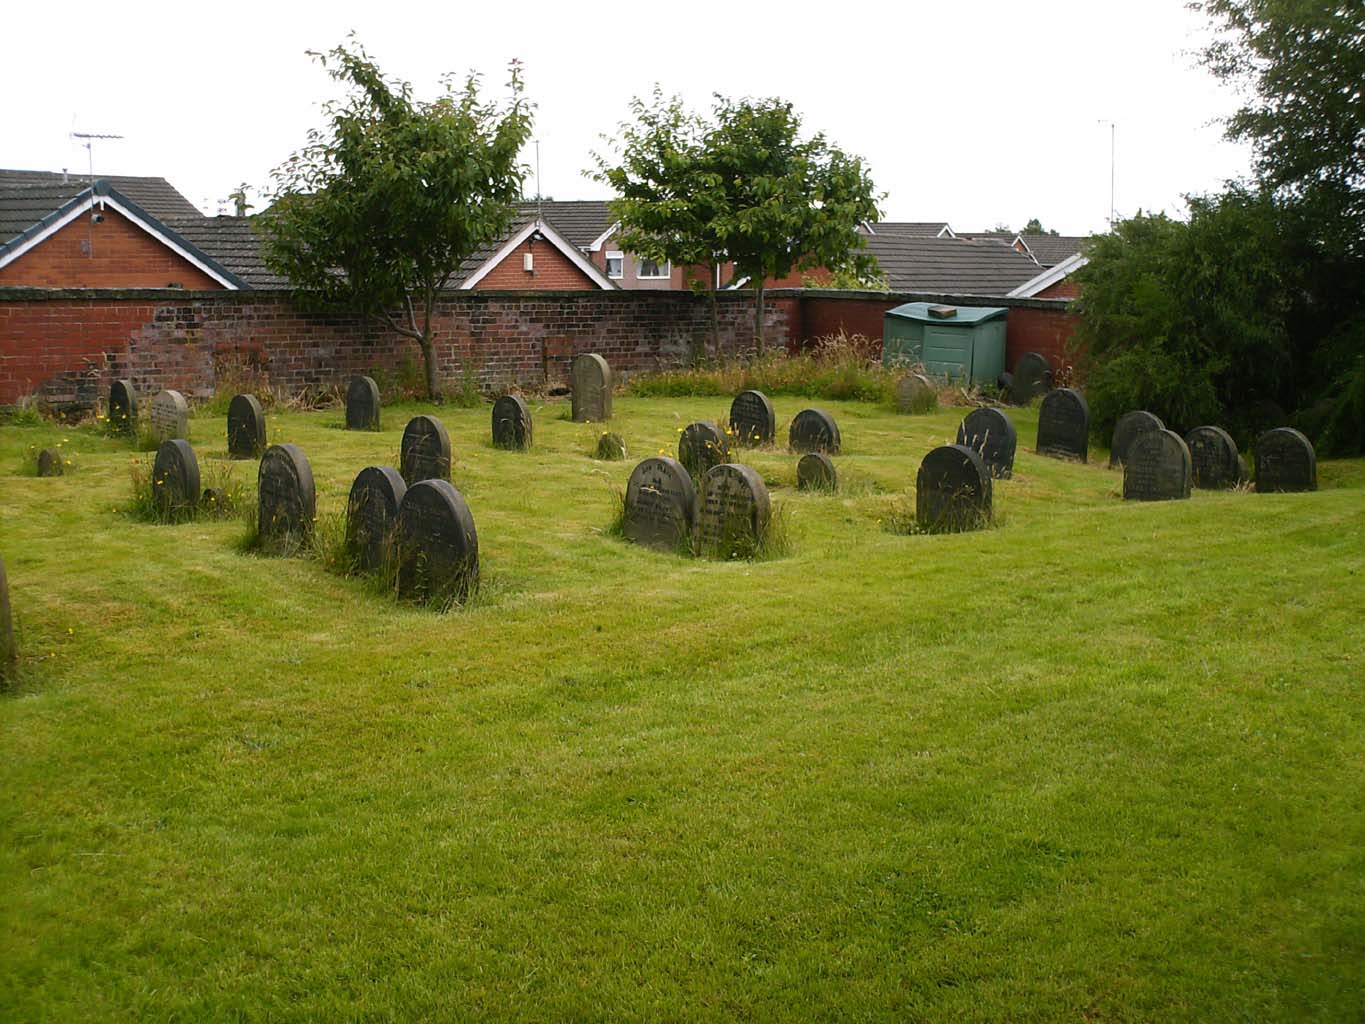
(2, 396, 1363, 1022)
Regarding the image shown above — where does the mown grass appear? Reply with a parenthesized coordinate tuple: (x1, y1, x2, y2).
(1, 394, 1362, 1021)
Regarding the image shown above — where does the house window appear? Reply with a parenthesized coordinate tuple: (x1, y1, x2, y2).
(637, 256, 671, 279)
(605, 251, 624, 279)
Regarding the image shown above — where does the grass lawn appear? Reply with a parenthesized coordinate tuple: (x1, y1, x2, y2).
(2, 394, 1362, 1021)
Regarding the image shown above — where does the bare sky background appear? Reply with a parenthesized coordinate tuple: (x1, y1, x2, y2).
(3, 0, 1251, 235)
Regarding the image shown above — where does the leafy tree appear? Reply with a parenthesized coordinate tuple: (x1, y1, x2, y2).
(1021, 218, 1059, 236)
(261, 40, 533, 399)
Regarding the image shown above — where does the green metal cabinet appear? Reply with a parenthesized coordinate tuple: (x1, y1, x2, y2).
(882, 302, 1007, 385)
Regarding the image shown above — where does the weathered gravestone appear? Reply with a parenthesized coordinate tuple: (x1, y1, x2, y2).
(797, 451, 837, 492)
(729, 390, 776, 445)
(346, 466, 407, 573)
(696, 463, 771, 558)
(1109, 410, 1165, 469)
(955, 407, 1017, 479)
(400, 415, 452, 486)
(595, 432, 627, 460)
(108, 379, 137, 435)
(491, 395, 533, 450)
(1122, 429, 1192, 501)
(1185, 426, 1243, 489)
(571, 353, 612, 422)
(0, 555, 15, 687)
(679, 421, 729, 478)
(895, 373, 937, 414)
(150, 390, 189, 443)
(345, 375, 381, 431)
(36, 449, 63, 477)
(152, 439, 201, 517)
(1010, 352, 1053, 405)
(257, 444, 316, 547)
(1255, 427, 1317, 493)
(624, 456, 697, 552)
(788, 408, 841, 454)
(394, 479, 479, 603)
(227, 394, 267, 459)
(916, 444, 992, 533)
(1036, 388, 1090, 462)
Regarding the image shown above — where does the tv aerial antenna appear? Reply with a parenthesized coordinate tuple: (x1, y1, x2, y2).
(71, 130, 124, 189)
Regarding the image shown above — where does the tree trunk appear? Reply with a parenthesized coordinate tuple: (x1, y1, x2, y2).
(754, 282, 766, 355)
(419, 334, 440, 401)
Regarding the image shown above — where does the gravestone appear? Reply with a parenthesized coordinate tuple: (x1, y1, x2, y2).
(624, 456, 697, 552)
(257, 443, 316, 546)
(1185, 426, 1243, 489)
(696, 463, 771, 558)
(916, 445, 992, 533)
(394, 479, 479, 603)
(895, 373, 937, 414)
(345, 375, 381, 431)
(491, 395, 533, 450)
(1122, 429, 1192, 501)
(152, 439, 201, 516)
(797, 452, 837, 492)
(594, 432, 627, 460)
(0, 555, 13, 686)
(678, 421, 729, 478)
(571, 353, 612, 422)
(108, 379, 137, 435)
(346, 466, 408, 573)
(150, 390, 189, 443)
(227, 394, 267, 459)
(729, 390, 776, 445)
(1255, 427, 1317, 493)
(788, 408, 841, 454)
(1009, 352, 1053, 405)
(1036, 388, 1090, 462)
(955, 407, 1017, 479)
(400, 415, 452, 486)
(1109, 410, 1165, 469)
(36, 449, 63, 477)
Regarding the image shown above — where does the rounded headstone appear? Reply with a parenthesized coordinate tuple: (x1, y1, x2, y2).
(400, 415, 452, 486)
(1122, 429, 1192, 501)
(1185, 426, 1243, 489)
(108, 379, 137, 436)
(36, 448, 64, 477)
(345, 375, 381, 431)
(152, 439, 201, 516)
(595, 432, 627, 460)
(257, 443, 316, 546)
(491, 394, 533, 450)
(394, 479, 479, 604)
(788, 408, 841, 454)
(0, 555, 14, 686)
(729, 390, 776, 445)
(678, 421, 730, 478)
(895, 373, 937, 414)
(1036, 388, 1090, 462)
(696, 463, 771, 558)
(624, 456, 697, 552)
(1255, 427, 1317, 493)
(346, 466, 408, 573)
(227, 394, 267, 459)
(150, 389, 189, 443)
(1109, 410, 1166, 469)
(1009, 353, 1053, 405)
(571, 353, 613, 422)
(797, 451, 837, 492)
(916, 444, 992, 533)
(955, 407, 1017, 479)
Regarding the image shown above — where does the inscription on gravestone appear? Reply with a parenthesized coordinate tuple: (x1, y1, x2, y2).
(679, 421, 729, 478)
(152, 439, 201, 516)
(1010, 352, 1053, 405)
(491, 395, 533, 450)
(571, 353, 612, 422)
(797, 452, 837, 492)
(400, 415, 452, 486)
(729, 390, 776, 445)
(108, 379, 137, 435)
(1036, 388, 1090, 462)
(955, 407, 1017, 479)
(227, 394, 267, 459)
(150, 390, 189, 443)
(895, 373, 937, 414)
(0, 555, 15, 686)
(788, 408, 841, 454)
(916, 444, 992, 533)
(345, 376, 381, 431)
(1255, 427, 1317, 493)
(1185, 426, 1242, 489)
(1122, 429, 1191, 501)
(257, 444, 316, 546)
(395, 479, 479, 603)
(346, 466, 407, 573)
(696, 463, 771, 558)
(624, 457, 697, 552)
(1109, 410, 1165, 469)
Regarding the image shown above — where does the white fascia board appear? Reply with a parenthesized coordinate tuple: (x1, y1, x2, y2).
(0, 199, 92, 270)
(588, 221, 620, 252)
(1006, 251, 1088, 298)
(937, 225, 956, 239)
(460, 219, 617, 290)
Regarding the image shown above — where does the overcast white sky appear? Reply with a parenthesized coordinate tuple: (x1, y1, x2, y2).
(3, 0, 1251, 235)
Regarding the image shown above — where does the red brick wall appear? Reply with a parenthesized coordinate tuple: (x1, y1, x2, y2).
(1037, 278, 1081, 299)
(1005, 306, 1078, 372)
(0, 208, 225, 290)
(475, 237, 599, 290)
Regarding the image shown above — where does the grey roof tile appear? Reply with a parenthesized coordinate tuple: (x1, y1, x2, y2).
(0, 169, 201, 220)
(863, 235, 1044, 295)
(1015, 234, 1090, 267)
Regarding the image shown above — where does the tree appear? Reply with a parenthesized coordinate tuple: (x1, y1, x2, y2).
(260, 39, 533, 399)
(1021, 218, 1059, 236)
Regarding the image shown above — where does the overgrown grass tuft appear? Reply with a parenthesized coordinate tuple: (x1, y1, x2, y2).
(593, 431, 628, 460)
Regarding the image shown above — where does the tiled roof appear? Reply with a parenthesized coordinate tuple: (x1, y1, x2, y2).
(162, 216, 288, 288)
(863, 235, 1044, 295)
(1016, 234, 1090, 267)
(867, 221, 951, 238)
(516, 200, 614, 249)
(0, 169, 201, 220)
(0, 182, 87, 243)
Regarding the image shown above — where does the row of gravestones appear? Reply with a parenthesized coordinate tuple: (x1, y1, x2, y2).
(344, 375, 533, 451)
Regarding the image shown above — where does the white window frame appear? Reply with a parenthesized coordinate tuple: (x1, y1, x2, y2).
(605, 250, 625, 279)
(636, 256, 671, 280)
